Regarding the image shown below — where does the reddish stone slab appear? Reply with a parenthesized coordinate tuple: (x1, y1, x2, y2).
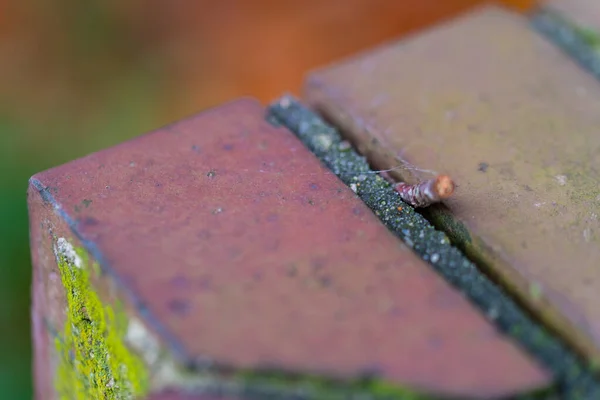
(303, 4, 600, 360)
(29, 97, 549, 398)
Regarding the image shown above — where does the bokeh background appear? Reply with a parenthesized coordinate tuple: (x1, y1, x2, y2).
(0, 0, 533, 397)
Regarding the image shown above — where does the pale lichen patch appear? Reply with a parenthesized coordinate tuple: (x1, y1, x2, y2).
(125, 317, 161, 368)
(54, 237, 83, 269)
(555, 175, 568, 186)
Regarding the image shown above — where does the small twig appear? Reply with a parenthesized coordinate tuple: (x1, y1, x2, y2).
(393, 175, 455, 208)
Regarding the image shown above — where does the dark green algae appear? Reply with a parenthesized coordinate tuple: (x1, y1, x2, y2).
(267, 95, 600, 400)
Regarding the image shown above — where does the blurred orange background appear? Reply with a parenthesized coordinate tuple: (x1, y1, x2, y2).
(0, 0, 534, 397)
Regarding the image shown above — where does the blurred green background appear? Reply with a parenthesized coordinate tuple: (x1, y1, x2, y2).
(0, 0, 533, 397)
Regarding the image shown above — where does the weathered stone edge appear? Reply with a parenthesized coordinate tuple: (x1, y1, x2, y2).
(28, 160, 446, 399)
(531, 6, 600, 81)
(267, 95, 600, 400)
(29, 177, 192, 361)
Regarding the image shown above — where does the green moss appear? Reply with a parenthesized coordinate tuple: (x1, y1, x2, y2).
(53, 238, 149, 400)
(425, 207, 472, 245)
(565, 20, 600, 51)
(236, 368, 432, 400)
(589, 358, 600, 374)
(529, 283, 544, 302)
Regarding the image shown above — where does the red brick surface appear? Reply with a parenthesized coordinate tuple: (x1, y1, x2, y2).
(29, 97, 549, 398)
(303, 4, 600, 360)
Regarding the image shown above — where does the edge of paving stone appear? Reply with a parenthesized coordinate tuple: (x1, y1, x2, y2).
(302, 3, 600, 367)
(266, 94, 600, 400)
(29, 163, 459, 399)
(303, 73, 600, 369)
(530, 5, 600, 81)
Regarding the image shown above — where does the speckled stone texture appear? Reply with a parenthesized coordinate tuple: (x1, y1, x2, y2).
(303, 3, 600, 364)
(28, 97, 550, 399)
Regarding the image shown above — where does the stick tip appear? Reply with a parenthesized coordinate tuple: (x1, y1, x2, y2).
(434, 175, 455, 199)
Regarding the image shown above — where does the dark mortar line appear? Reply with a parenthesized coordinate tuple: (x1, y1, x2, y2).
(415, 203, 593, 370)
(267, 95, 600, 400)
(531, 7, 600, 82)
(30, 178, 192, 369)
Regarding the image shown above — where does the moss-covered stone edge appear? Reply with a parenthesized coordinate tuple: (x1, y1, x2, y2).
(423, 205, 600, 370)
(531, 7, 600, 82)
(266, 95, 600, 400)
(233, 368, 437, 400)
(32, 181, 441, 400)
(52, 236, 150, 400)
(44, 244, 442, 400)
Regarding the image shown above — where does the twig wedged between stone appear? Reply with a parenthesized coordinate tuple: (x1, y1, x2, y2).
(267, 94, 600, 399)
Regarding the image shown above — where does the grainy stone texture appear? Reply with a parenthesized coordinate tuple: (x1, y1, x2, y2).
(303, 4, 600, 363)
(28, 97, 550, 399)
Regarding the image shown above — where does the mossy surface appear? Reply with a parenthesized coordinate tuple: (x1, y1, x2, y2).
(267, 95, 600, 399)
(53, 237, 149, 400)
(236, 368, 434, 400)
